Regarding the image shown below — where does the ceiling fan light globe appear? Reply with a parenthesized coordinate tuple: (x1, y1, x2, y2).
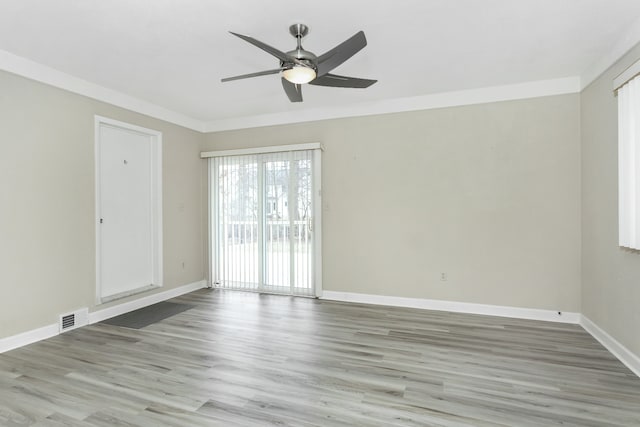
(282, 66, 316, 84)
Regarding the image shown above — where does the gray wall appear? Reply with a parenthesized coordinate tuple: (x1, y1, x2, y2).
(582, 43, 640, 357)
(0, 70, 205, 338)
(204, 94, 582, 311)
(12, 60, 630, 356)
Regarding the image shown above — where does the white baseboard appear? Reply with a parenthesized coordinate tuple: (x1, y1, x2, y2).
(89, 280, 207, 324)
(0, 280, 207, 354)
(0, 323, 58, 353)
(580, 315, 640, 378)
(320, 291, 581, 324)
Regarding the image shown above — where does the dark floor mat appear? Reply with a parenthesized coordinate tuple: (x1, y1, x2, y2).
(101, 301, 195, 329)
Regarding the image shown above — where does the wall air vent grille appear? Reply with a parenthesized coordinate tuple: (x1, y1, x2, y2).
(61, 314, 75, 330)
(59, 308, 88, 333)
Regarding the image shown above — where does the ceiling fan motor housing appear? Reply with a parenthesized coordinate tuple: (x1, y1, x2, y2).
(284, 49, 317, 69)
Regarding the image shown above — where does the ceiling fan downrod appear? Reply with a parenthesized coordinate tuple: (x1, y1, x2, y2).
(288, 24, 313, 60)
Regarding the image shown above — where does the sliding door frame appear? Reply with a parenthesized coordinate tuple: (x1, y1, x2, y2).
(202, 143, 322, 297)
(312, 149, 322, 297)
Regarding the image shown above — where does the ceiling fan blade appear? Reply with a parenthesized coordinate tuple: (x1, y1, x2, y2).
(316, 31, 367, 76)
(309, 73, 377, 88)
(229, 32, 296, 64)
(221, 68, 285, 82)
(281, 78, 303, 102)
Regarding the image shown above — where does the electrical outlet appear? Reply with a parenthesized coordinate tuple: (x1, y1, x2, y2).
(440, 272, 447, 281)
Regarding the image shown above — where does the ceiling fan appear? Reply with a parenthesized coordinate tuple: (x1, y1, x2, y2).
(221, 24, 377, 103)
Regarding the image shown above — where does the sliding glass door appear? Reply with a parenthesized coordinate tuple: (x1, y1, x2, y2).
(210, 149, 319, 296)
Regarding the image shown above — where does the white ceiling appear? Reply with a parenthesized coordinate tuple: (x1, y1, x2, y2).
(1, 0, 640, 131)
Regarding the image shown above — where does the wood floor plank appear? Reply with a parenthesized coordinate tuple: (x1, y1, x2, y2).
(1, 289, 639, 426)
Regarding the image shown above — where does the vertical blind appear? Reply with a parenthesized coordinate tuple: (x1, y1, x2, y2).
(211, 150, 316, 296)
(618, 75, 640, 249)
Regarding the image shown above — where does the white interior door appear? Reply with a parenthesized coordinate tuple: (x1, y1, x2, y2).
(96, 117, 162, 302)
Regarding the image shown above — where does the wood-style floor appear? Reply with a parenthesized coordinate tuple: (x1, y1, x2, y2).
(1, 289, 639, 426)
